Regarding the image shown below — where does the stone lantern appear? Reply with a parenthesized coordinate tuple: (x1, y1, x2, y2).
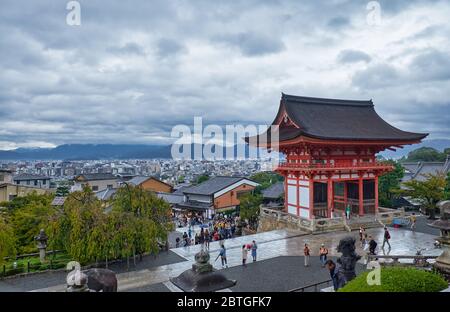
(35, 229, 48, 263)
(429, 201, 450, 281)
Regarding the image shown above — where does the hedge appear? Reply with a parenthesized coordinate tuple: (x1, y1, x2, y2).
(339, 267, 448, 292)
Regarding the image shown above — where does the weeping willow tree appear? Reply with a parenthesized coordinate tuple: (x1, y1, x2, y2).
(0, 214, 16, 265)
(111, 184, 173, 258)
(48, 186, 108, 264)
(48, 184, 173, 265)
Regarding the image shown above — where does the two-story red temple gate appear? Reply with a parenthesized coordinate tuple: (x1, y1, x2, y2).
(247, 94, 427, 219)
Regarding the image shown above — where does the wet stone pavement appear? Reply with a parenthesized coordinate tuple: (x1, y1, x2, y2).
(0, 226, 441, 292)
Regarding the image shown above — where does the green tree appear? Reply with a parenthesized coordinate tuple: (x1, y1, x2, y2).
(405, 147, 447, 162)
(250, 172, 284, 190)
(48, 187, 108, 264)
(196, 174, 210, 184)
(0, 214, 16, 265)
(112, 185, 173, 257)
(55, 186, 70, 197)
(239, 193, 263, 230)
(402, 173, 446, 219)
(378, 161, 404, 207)
(8, 193, 56, 254)
(445, 172, 450, 200)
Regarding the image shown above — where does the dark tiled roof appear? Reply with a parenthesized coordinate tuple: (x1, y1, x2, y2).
(128, 176, 151, 186)
(175, 200, 214, 211)
(95, 188, 118, 201)
(248, 93, 428, 143)
(183, 176, 246, 196)
(262, 182, 284, 199)
(76, 173, 117, 181)
(157, 192, 184, 205)
(13, 173, 51, 181)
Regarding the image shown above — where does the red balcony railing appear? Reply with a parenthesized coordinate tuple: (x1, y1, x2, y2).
(276, 160, 393, 171)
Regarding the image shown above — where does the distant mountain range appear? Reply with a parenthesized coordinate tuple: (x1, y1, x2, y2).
(0, 139, 448, 161)
(0, 143, 258, 161)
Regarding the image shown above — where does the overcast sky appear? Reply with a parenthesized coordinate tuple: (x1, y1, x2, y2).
(0, 0, 449, 150)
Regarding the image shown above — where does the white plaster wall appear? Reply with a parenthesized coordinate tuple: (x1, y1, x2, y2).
(288, 185, 297, 205)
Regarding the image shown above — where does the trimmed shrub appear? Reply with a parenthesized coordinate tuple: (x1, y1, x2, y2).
(339, 267, 448, 292)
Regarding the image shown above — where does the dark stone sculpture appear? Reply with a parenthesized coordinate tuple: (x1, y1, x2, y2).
(84, 268, 118, 292)
(336, 237, 361, 283)
(170, 248, 236, 292)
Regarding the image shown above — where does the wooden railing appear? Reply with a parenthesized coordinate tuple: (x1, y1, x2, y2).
(278, 161, 392, 171)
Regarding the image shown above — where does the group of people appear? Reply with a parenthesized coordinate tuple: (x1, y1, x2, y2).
(358, 225, 392, 255)
(303, 243, 329, 267)
(214, 240, 258, 268)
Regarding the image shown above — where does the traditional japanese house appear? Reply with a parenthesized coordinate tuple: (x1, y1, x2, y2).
(247, 93, 427, 219)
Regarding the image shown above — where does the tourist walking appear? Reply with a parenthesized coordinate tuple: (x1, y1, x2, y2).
(215, 244, 228, 268)
(368, 236, 377, 255)
(382, 226, 391, 249)
(319, 243, 328, 267)
(175, 237, 180, 248)
(410, 213, 417, 231)
(345, 204, 351, 220)
(304, 243, 310, 267)
(242, 245, 248, 266)
(251, 240, 258, 262)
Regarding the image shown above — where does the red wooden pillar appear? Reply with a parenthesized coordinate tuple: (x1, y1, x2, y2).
(296, 173, 300, 217)
(358, 175, 364, 216)
(343, 181, 348, 208)
(374, 175, 379, 213)
(327, 176, 333, 218)
(309, 176, 314, 219)
(284, 172, 288, 213)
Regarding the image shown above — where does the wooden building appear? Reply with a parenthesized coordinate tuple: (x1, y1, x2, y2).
(247, 93, 427, 219)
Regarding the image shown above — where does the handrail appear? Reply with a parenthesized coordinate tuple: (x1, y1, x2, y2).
(289, 279, 333, 292)
(278, 161, 392, 170)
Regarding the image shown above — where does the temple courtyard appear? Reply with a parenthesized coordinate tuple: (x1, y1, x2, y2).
(0, 216, 442, 292)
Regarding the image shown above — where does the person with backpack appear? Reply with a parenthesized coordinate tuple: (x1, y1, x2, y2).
(319, 243, 329, 267)
(304, 243, 310, 267)
(382, 226, 391, 249)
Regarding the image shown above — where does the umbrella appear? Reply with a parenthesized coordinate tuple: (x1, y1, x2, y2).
(200, 224, 209, 228)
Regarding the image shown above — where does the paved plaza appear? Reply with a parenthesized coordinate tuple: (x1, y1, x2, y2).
(0, 225, 442, 292)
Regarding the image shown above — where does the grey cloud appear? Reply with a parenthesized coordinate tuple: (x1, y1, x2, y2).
(327, 17, 350, 30)
(216, 32, 285, 56)
(156, 38, 186, 58)
(0, 0, 449, 148)
(337, 50, 371, 64)
(352, 64, 400, 89)
(409, 49, 450, 81)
